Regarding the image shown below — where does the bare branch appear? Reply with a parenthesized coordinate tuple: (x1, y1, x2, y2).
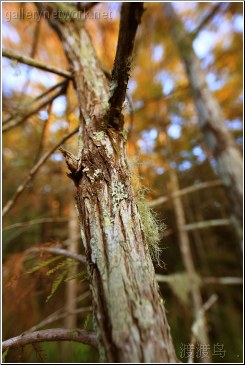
(183, 219, 231, 232)
(3, 81, 68, 133)
(191, 3, 226, 38)
(189, 294, 218, 362)
(33, 101, 53, 163)
(27, 291, 90, 332)
(3, 80, 66, 125)
(107, 3, 144, 130)
(203, 277, 243, 285)
(2, 48, 72, 78)
(2, 127, 79, 218)
(2, 328, 97, 351)
(26, 246, 86, 265)
(27, 307, 92, 333)
(149, 179, 222, 207)
(3, 217, 69, 231)
(160, 219, 231, 238)
(156, 274, 243, 286)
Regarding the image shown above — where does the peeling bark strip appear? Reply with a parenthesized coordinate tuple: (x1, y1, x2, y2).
(38, 3, 177, 362)
(164, 4, 243, 229)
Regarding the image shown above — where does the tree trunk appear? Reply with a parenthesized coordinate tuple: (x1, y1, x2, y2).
(164, 4, 243, 235)
(169, 168, 210, 361)
(42, 4, 177, 362)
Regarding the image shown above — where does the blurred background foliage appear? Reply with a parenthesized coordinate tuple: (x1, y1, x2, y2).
(2, 2, 243, 363)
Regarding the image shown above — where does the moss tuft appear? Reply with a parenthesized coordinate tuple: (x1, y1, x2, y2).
(132, 174, 165, 266)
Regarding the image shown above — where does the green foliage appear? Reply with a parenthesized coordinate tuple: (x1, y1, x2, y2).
(2, 348, 9, 363)
(46, 269, 68, 303)
(46, 260, 68, 276)
(27, 255, 63, 274)
(65, 271, 85, 282)
(28, 255, 83, 303)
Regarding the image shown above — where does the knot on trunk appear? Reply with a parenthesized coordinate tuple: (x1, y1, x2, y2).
(59, 147, 82, 184)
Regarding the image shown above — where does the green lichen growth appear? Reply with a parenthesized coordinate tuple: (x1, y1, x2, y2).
(132, 174, 165, 266)
(111, 181, 128, 212)
(94, 169, 102, 178)
(93, 131, 105, 141)
(84, 168, 102, 183)
(102, 209, 112, 228)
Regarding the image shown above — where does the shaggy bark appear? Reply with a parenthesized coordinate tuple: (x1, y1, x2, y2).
(39, 3, 177, 362)
(164, 3, 243, 234)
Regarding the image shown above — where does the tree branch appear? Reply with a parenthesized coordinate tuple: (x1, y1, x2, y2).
(2, 48, 72, 78)
(26, 291, 90, 333)
(33, 100, 53, 163)
(2, 81, 68, 133)
(149, 180, 222, 207)
(183, 219, 231, 232)
(189, 294, 218, 362)
(2, 127, 79, 218)
(26, 246, 86, 265)
(156, 274, 243, 286)
(107, 2, 144, 130)
(191, 3, 225, 38)
(2, 328, 97, 351)
(3, 80, 66, 125)
(3, 217, 69, 231)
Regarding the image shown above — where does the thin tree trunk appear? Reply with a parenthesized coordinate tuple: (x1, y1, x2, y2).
(169, 168, 211, 362)
(164, 4, 243, 237)
(65, 200, 79, 329)
(40, 3, 177, 362)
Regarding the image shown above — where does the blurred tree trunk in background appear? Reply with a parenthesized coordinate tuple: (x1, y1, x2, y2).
(39, 3, 178, 362)
(65, 199, 79, 329)
(164, 3, 243, 245)
(169, 167, 210, 361)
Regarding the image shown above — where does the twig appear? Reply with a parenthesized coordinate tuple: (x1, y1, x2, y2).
(156, 274, 243, 286)
(2, 328, 97, 351)
(2, 81, 66, 125)
(191, 3, 225, 38)
(3, 48, 72, 78)
(107, 3, 144, 129)
(149, 180, 222, 207)
(3, 217, 69, 231)
(26, 291, 90, 333)
(26, 246, 86, 265)
(33, 101, 53, 163)
(3, 80, 66, 125)
(2, 81, 68, 132)
(26, 307, 92, 333)
(203, 277, 243, 285)
(188, 294, 218, 363)
(183, 219, 231, 232)
(2, 127, 79, 218)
